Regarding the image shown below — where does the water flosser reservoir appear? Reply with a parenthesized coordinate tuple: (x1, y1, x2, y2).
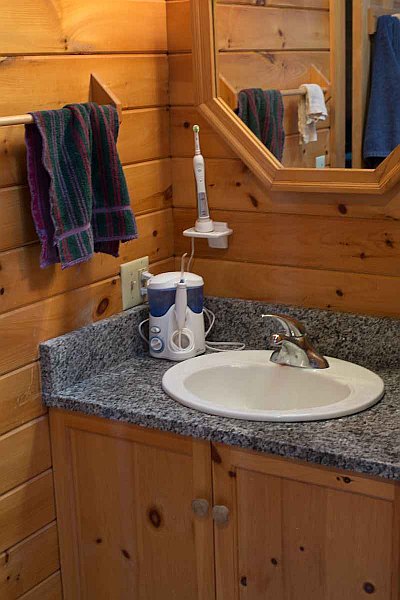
(147, 272, 206, 361)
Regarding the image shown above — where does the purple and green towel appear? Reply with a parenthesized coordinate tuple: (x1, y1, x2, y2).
(25, 102, 138, 269)
(237, 89, 285, 162)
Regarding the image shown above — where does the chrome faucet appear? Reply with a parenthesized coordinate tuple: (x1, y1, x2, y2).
(262, 314, 329, 369)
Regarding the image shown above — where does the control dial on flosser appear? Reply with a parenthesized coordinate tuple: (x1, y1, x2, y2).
(150, 337, 163, 352)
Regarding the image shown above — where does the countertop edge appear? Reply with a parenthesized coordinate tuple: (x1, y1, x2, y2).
(44, 394, 399, 482)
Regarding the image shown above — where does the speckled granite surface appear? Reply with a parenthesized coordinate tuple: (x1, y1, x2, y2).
(40, 298, 400, 480)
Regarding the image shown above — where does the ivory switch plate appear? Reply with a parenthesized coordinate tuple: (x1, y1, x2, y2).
(120, 256, 149, 310)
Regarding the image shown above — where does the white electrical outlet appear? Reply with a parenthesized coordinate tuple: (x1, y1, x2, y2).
(315, 155, 326, 168)
(120, 256, 149, 310)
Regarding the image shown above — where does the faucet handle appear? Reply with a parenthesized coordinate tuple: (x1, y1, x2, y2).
(261, 313, 307, 337)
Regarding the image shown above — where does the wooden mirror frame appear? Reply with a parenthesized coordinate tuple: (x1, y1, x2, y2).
(190, 0, 400, 196)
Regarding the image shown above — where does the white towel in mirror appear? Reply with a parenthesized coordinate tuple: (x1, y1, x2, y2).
(298, 84, 328, 145)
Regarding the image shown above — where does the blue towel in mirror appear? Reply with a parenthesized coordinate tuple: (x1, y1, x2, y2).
(364, 16, 400, 166)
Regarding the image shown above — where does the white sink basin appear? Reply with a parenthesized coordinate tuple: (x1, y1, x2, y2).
(162, 351, 384, 422)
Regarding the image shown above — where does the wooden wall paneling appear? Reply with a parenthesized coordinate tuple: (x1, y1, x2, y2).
(118, 108, 170, 164)
(0, 363, 44, 436)
(0, 256, 175, 376)
(18, 571, 62, 600)
(0, 55, 168, 118)
(167, 0, 192, 53)
(123, 159, 172, 215)
(0, 186, 36, 251)
(169, 53, 194, 106)
(171, 157, 400, 219)
(174, 208, 400, 277)
(172, 157, 273, 213)
(0, 470, 55, 553)
(168, 1, 330, 54)
(0, 278, 121, 375)
(171, 107, 235, 158)
(214, 4, 330, 52)
(0, 1, 167, 55)
(0, 522, 59, 599)
(0, 416, 51, 495)
(0, 125, 27, 187)
(0, 208, 174, 314)
(179, 257, 400, 317)
(283, 129, 330, 168)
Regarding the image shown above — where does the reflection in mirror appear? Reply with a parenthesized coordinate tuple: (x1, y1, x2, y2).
(213, 0, 400, 170)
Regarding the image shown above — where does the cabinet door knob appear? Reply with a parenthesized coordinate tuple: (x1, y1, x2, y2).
(212, 505, 230, 525)
(192, 498, 210, 517)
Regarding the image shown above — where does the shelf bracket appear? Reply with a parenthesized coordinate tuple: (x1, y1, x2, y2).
(89, 73, 123, 123)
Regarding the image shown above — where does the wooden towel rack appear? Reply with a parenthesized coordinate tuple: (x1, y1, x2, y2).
(0, 74, 122, 128)
(368, 7, 400, 34)
(218, 65, 331, 112)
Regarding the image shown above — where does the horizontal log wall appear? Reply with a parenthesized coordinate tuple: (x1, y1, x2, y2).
(214, 0, 331, 167)
(167, 0, 400, 318)
(0, 2, 172, 598)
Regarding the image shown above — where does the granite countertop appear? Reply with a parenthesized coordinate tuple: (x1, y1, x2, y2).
(40, 297, 400, 480)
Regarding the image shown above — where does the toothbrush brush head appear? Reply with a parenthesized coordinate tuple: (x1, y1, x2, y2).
(193, 125, 200, 133)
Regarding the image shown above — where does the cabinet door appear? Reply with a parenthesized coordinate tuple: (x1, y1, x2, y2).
(50, 409, 215, 600)
(212, 443, 399, 600)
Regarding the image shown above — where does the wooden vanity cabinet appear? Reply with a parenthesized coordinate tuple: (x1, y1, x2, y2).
(213, 444, 400, 600)
(50, 409, 400, 600)
(50, 409, 215, 600)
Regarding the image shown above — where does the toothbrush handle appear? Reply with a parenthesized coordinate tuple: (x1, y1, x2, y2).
(175, 283, 187, 330)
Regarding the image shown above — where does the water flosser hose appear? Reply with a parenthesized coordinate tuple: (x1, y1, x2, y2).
(175, 253, 188, 349)
(193, 125, 214, 233)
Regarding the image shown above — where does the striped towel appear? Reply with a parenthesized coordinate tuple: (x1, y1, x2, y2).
(25, 103, 137, 269)
(237, 89, 285, 161)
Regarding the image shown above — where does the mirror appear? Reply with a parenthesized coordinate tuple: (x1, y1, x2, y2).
(191, 0, 400, 194)
(213, 0, 400, 170)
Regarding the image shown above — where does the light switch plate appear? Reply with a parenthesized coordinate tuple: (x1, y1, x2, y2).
(120, 256, 149, 310)
(315, 155, 326, 168)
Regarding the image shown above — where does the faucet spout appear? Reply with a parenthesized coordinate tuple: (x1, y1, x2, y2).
(262, 314, 329, 369)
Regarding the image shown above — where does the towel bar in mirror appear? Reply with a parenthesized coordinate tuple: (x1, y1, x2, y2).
(190, 0, 400, 196)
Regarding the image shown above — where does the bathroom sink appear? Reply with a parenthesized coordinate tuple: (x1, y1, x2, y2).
(162, 351, 384, 422)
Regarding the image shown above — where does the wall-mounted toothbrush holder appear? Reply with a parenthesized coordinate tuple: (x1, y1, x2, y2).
(183, 222, 233, 249)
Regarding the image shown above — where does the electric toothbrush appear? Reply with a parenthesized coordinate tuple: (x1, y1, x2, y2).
(193, 125, 214, 233)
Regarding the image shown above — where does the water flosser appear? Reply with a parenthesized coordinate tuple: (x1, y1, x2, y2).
(193, 125, 214, 233)
(175, 254, 188, 349)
